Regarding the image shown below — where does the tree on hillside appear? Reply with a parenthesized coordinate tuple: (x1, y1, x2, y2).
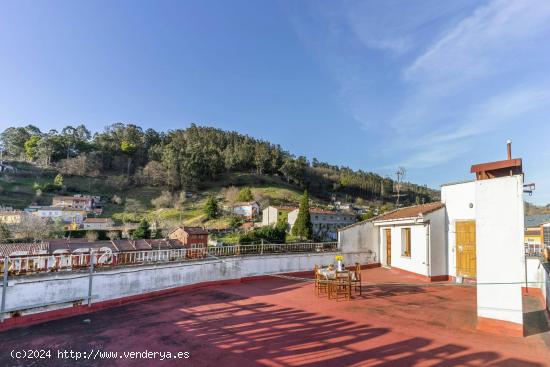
(133, 219, 151, 239)
(24, 135, 41, 161)
(151, 190, 174, 209)
(54, 174, 64, 187)
(0, 125, 40, 159)
(0, 223, 11, 242)
(237, 187, 254, 202)
(204, 196, 218, 220)
(292, 190, 312, 239)
(223, 186, 239, 208)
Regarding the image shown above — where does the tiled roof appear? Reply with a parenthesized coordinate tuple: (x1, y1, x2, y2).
(374, 202, 445, 222)
(309, 208, 337, 215)
(171, 226, 209, 235)
(525, 214, 550, 228)
(83, 218, 113, 223)
(0, 242, 48, 256)
(234, 201, 258, 206)
(271, 205, 297, 211)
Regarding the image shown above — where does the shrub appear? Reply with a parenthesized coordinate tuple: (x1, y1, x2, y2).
(238, 223, 286, 244)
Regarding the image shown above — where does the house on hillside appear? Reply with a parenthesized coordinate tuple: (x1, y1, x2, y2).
(52, 195, 98, 211)
(82, 217, 115, 230)
(0, 209, 25, 224)
(262, 205, 297, 226)
(26, 206, 87, 224)
(169, 227, 209, 257)
(288, 208, 356, 240)
(231, 201, 260, 219)
(524, 214, 550, 255)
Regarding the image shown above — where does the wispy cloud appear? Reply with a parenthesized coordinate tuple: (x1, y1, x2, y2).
(290, 0, 550, 201)
(385, 0, 550, 167)
(387, 86, 550, 168)
(405, 1, 550, 84)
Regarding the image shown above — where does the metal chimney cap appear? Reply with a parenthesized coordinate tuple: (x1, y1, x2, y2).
(506, 139, 512, 144)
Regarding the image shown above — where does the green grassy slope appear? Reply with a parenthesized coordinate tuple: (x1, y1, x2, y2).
(0, 163, 313, 230)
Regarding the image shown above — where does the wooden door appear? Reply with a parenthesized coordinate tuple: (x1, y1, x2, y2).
(385, 229, 392, 266)
(456, 221, 476, 278)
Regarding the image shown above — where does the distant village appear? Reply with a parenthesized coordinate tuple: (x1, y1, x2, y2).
(0, 189, 369, 255)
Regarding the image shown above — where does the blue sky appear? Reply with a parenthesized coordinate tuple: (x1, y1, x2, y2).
(1, 0, 550, 204)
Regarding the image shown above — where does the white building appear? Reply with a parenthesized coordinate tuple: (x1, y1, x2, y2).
(339, 141, 527, 336)
(82, 217, 115, 230)
(288, 208, 356, 240)
(29, 206, 87, 224)
(261, 205, 297, 226)
(372, 202, 447, 278)
(231, 201, 260, 218)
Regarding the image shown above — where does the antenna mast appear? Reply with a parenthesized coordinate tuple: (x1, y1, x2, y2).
(393, 167, 406, 207)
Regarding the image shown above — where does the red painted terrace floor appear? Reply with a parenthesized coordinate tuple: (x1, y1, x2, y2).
(1, 267, 549, 366)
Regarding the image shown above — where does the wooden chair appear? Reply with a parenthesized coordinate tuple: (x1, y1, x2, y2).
(331, 271, 351, 301)
(351, 263, 362, 295)
(317, 272, 329, 297)
(313, 265, 319, 293)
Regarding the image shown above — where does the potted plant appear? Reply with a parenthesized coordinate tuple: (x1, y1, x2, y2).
(335, 255, 344, 271)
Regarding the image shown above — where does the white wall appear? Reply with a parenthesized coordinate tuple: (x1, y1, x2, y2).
(1, 251, 375, 319)
(378, 222, 429, 276)
(526, 256, 546, 297)
(475, 175, 524, 325)
(338, 221, 379, 263)
(262, 207, 278, 226)
(441, 181, 476, 277)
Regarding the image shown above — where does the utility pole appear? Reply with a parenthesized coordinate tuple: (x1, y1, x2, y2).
(393, 167, 406, 207)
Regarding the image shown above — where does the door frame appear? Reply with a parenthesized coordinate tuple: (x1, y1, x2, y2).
(455, 220, 476, 278)
(384, 228, 392, 266)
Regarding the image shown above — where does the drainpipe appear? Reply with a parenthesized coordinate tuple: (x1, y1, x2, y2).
(420, 218, 430, 278)
(427, 224, 431, 278)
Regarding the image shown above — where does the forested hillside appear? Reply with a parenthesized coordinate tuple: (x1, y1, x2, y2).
(0, 123, 438, 206)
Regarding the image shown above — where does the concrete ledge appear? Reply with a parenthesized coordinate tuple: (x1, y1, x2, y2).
(476, 316, 524, 337)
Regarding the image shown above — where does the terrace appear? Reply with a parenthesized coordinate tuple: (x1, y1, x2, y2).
(0, 267, 548, 366)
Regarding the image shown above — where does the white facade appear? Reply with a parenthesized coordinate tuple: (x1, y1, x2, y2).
(33, 207, 87, 224)
(288, 209, 356, 240)
(475, 175, 525, 325)
(83, 219, 115, 230)
(441, 181, 476, 278)
(374, 208, 446, 277)
(442, 175, 525, 327)
(262, 206, 279, 226)
(232, 202, 260, 218)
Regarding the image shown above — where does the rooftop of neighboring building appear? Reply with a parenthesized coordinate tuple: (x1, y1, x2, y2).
(373, 202, 445, 222)
(266, 205, 298, 211)
(525, 214, 550, 228)
(22, 238, 186, 253)
(83, 217, 113, 223)
(30, 206, 87, 212)
(0, 242, 48, 256)
(525, 229, 541, 236)
(233, 201, 259, 206)
(171, 226, 209, 235)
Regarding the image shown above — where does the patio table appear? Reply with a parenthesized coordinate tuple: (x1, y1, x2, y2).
(317, 267, 348, 280)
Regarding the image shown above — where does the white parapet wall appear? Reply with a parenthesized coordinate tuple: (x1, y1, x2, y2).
(1, 251, 373, 319)
(475, 175, 525, 326)
(338, 221, 379, 264)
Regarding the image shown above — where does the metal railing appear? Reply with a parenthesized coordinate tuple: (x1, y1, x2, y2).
(0, 242, 338, 276)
